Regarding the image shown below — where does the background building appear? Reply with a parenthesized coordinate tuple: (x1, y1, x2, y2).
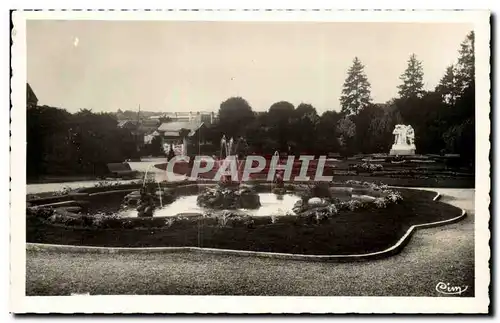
(157, 120, 208, 155)
(27, 83, 38, 109)
(149, 111, 216, 125)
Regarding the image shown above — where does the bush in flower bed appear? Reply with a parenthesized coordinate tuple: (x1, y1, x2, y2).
(196, 184, 261, 210)
(26, 206, 55, 219)
(343, 180, 402, 207)
(373, 197, 389, 208)
(299, 204, 339, 225)
(203, 210, 256, 228)
(293, 180, 403, 219)
(337, 199, 365, 211)
(349, 162, 384, 173)
(32, 206, 258, 230)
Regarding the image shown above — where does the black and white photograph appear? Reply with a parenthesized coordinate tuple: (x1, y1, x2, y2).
(10, 9, 490, 314)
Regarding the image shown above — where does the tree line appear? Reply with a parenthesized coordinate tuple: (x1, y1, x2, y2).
(27, 108, 141, 179)
(206, 31, 475, 164)
(27, 31, 474, 179)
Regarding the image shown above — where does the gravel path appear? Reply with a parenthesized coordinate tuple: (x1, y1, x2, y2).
(26, 188, 475, 296)
(26, 159, 179, 194)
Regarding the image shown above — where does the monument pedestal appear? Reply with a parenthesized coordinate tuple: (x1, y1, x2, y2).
(390, 144, 416, 156)
(390, 148, 416, 156)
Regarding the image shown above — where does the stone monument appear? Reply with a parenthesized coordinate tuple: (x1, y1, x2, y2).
(390, 124, 416, 156)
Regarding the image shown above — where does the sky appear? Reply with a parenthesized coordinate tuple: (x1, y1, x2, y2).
(26, 20, 473, 114)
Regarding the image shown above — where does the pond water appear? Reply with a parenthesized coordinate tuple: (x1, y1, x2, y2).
(117, 193, 302, 218)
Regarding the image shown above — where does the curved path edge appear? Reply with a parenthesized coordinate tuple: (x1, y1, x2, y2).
(26, 192, 467, 262)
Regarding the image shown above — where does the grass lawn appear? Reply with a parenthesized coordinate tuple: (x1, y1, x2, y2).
(26, 189, 462, 255)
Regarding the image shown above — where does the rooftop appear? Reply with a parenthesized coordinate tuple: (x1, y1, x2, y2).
(157, 121, 204, 137)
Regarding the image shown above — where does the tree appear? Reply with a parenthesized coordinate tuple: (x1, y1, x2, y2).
(27, 106, 141, 178)
(455, 31, 475, 94)
(436, 31, 475, 164)
(147, 136, 164, 156)
(443, 118, 474, 162)
(442, 81, 475, 164)
(436, 65, 460, 105)
(315, 110, 342, 154)
(340, 57, 372, 115)
(267, 101, 295, 152)
(27, 105, 72, 177)
(352, 104, 385, 153)
(217, 97, 255, 139)
(368, 109, 394, 153)
(292, 103, 319, 153)
(337, 116, 356, 155)
(398, 54, 425, 99)
(245, 112, 274, 154)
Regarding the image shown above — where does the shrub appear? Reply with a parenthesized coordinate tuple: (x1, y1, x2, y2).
(91, 213, 124, 229)
(373, 198, 388, 209)
(314, 210, 329, 224)
(47, 212, 85, 226)
(228, 215, 255, 228)
(27, 206, 54, 219)
(351, 163, 384, 173)
(386, 191, 403, 203)
(53, 186, 73, 196)
(164, 218, 175, 228)
(346, 200, 363, 211)
(326, 204, 338, 215)
(216, 210, 235, 227)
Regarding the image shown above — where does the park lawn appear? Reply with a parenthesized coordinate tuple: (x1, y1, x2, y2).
(26, 189, 462, 255)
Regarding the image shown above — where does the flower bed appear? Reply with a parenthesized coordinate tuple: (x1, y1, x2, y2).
(349, 162, 384, 173)
(26, 188, 463, 255)
(290, 181, 403, 223)
(27, 180, 403, 229)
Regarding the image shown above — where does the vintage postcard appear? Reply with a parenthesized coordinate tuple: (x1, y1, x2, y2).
(10, 9, 490, 314)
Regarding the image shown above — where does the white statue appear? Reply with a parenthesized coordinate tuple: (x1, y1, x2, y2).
(392, 125, 401, 145)
(406, 125, 416, 149)
(390, 124, 416, 155)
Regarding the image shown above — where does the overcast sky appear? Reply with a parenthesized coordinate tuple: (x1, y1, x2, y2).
(27, 20, 472, 113)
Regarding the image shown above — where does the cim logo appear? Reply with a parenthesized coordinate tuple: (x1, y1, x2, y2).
(435, 282, 468, 295)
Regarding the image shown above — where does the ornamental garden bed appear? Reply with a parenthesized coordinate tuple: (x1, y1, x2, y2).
(26, 184, 462, 256)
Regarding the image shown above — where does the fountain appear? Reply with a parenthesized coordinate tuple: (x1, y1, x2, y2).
(121, 165, 173, 217)
(217, 135, 246, 183)
(196, 135, 261, 209)
(271, 151, 287, 195)
(136, 185, 156, 217)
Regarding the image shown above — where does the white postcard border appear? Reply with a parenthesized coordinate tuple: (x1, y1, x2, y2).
(10, 9, 491, 314)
